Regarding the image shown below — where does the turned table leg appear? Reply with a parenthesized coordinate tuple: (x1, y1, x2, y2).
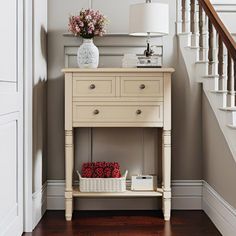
(65, 130, 74, 221)
(162, 130, 171, 221)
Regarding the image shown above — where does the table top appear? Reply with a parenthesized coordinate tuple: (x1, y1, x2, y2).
(62, 67, 175, 73)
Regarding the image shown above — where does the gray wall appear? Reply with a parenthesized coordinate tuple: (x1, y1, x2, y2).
(202, 94, 236, 208)
(33, 0, 47, 193)
(47, 0, 203, 187)
(46, 0, 236, 211)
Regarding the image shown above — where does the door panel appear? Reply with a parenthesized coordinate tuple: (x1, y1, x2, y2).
(0, 0, 23, 235)
(0, 118, 18, 233)
(0, 0, 17, 82)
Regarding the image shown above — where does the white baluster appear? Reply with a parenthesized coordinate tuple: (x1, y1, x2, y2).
(177, 0, 183, 33)
(183, 0, 191, 33)
(191, 0, 199, 47)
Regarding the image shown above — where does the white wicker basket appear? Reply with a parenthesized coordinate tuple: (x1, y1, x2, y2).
(77, 170, 128, 193)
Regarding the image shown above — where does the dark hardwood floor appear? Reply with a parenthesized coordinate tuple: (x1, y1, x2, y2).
(23, 210, 221, 236)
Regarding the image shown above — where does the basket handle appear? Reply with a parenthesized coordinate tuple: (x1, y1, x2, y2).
(76, 170, 82, 179)
(123, 170, 128, 178)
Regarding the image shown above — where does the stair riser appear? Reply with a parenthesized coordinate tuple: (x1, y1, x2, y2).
(191, 34, 199, 48)
(214, 93, 227, 108)
(208, 63, 218, 76)
(233, 112, 236, 126)
(195, 63, 218, 78)
(225, 111, 236, 126)
(206, 90, 226, 108)
(204, 79, 223, 93)
(227, 94, 236, 108)
(195, 63, 207, 78)
(178, 33, 191, 48)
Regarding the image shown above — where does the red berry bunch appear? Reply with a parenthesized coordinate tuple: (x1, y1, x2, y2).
(104, 167, 112, 178)
(112, 168, 121, 178)
(81, 162, 121, 178)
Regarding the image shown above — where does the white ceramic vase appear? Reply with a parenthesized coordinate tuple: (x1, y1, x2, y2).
(77, 38, 99, 68)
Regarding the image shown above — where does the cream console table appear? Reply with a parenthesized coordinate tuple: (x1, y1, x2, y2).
(62, 68, 174, 221)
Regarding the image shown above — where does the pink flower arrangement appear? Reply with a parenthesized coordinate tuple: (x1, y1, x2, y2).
(82, 162, 122, 178)
(68, 9, 108, 38)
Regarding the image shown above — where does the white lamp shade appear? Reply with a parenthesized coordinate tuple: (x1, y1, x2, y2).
(129, 3, 169, 36)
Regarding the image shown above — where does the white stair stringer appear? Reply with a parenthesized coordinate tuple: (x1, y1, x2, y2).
(178, 33, 236, 163)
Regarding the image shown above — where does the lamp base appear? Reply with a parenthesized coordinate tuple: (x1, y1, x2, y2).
(144, 42, 154, 57)
(137, 54, 162, 68)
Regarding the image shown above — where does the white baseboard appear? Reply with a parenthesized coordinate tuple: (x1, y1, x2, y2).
(47, 180, 203, 210)
(47, 180, 65, 210)
(202, 181, 236, 236)
(171, 180, 203, 210)
(32, 182, 47, 229)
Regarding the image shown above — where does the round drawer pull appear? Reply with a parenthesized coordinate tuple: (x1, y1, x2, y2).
(136, 109, 142, 115)
(90, 84, 96, 89)
(93, 109, 99, 115)
(139, 84, 146, 90)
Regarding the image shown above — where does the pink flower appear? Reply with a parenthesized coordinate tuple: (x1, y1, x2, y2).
(85, 15, 92, 21)
(75, 25, 80, 32)
(68, 9, 108, 38)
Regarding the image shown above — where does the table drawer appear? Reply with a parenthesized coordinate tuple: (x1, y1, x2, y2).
(73, 77, 116, 97)
(73, 103, 163, 123)
(121, 77, 163, 97)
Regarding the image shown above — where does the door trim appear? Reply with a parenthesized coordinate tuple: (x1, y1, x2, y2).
(23, 0, 33, 232)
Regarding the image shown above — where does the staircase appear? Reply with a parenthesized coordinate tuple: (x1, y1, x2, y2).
(177, 0, 236, 162)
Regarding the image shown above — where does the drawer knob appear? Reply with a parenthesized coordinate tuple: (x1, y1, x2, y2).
(93, 109, 99, 115)
(136, 109, 142, 115)
(90, 84, 96, 89)
(140, 84, 146, 89)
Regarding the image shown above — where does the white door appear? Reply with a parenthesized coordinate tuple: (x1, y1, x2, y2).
(0, 0, 24, 235)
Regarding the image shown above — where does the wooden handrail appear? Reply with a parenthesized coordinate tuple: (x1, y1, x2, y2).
(199, 0, 236, 61)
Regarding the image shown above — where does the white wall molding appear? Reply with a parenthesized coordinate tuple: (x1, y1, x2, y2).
(171, 180, 203, 210)
(47, 180, 65, 210)
(202, 181, 236, 236)
(23, 0, 33, 232)
(32, 182, 47, 229)
(47, 180, 203, 210)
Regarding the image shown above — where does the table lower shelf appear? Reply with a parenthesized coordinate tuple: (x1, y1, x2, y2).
(73, 187, 163, 198)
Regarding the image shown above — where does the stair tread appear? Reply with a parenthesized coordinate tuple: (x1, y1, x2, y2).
(220, 107, 236, 111)
(210, 90, 228, 94)
(196, 60, 216, 64)
(228, 124, 236, 129)
(178, 32, 191, 36)
(203, 75, 219, 78)
(186, 46, 199, 49)
(196, 61, 208, 64)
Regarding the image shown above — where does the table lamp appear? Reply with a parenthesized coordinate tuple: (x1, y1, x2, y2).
(129, 0, 169, 57)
